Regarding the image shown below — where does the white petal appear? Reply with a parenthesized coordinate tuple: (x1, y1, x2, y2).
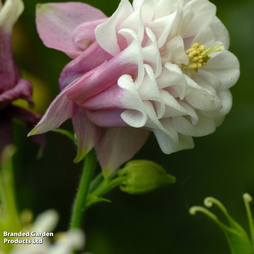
(192, 69, 220, 90)
(204, 50, 240, 89)
(154, 0, 176, 19)
(153, 129, 178, 154)
(144, 101, 178, 143)
(182, 0, 216, 38)
(141, 0, 155, 23)
(153, 127, 194, 154)
(119, 7, 144, 42)
(163, 35, 189, 65)
(210, 16, 230, 50)
(95, 0, 133, 56)
(133, 0, 145, 10)
(201, 90, 232, 118)
(172, 114, 216, 137)
(119, 75, 147, 128)
(160, 89, 187, 117)
(138, 64, 165, 118)
(178, 100, 199, 125)
(118, 28, 145, 87)
(143, 27, 162, 77)
(184, 75, 221, 111)
(158, 62, 187, 99)
(148, 7, 178, 48)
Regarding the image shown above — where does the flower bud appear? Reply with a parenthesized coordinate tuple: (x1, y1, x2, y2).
(118, 160, 176, 194)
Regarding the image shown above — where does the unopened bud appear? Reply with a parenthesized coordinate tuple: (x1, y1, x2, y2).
(118, 160, 176, 194)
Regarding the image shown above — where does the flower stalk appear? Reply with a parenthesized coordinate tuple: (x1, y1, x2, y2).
(70, 149, 97, 229)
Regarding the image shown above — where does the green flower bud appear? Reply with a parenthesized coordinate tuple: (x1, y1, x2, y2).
(118, 160, 176, 194)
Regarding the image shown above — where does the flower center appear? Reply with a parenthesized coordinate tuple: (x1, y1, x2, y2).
(182, 43, 223, 73)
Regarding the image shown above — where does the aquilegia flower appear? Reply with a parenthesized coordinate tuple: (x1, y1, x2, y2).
(30, 0, 240, 175)
(0, 0, 41, 160)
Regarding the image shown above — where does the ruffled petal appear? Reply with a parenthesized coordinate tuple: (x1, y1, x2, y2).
(172, 113, 216, 137)
(154, 128, 194, 154)
(95, 0, 133, 56)
(95, 127, 150, 177)
(210, 16, 230, 50)
(204, 50, 240, 90)
(66, 33, 144, 103)
(59, 42, 111, 90)
(182, 0, 216, 38)
(36, 2, 106, 58)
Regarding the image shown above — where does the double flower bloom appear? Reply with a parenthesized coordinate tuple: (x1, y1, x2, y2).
(30, 0, 240, 175)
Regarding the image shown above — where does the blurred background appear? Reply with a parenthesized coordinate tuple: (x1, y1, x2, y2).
(11, 0, 254, 253)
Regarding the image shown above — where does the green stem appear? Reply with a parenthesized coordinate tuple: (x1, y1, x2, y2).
(85, 177, 126, 209)
(70, 149, 97, 229)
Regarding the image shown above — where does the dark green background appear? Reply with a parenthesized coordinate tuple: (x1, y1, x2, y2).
(12, 0, 254, 253)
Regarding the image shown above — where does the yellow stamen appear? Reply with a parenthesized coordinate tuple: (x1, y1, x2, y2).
(182, 43, 223, 73)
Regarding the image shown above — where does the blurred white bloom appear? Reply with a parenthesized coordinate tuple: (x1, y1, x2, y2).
(7, 210, 85, 254)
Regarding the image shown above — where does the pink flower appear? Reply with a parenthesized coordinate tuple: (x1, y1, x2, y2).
(0, 0, 41, 160)
(30, 0, 239, 176)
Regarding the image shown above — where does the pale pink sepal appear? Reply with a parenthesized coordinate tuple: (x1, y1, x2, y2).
(95, 127, 150, 177)
(72, 107, 94, 163)
(28, 88, 75, 136)
(36, 2, 106, 58)
(72, 18, 108, 50)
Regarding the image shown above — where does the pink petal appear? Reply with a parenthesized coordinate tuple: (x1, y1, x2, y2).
(36, 2, 107, 58)
(59, 42, 112, 90)
(0, 78, 33, 106)
(72, 107, 94, 163)
(28, 88, 75, 136)
(66, 37, 144, 103)
(95, 127, 150, 177)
